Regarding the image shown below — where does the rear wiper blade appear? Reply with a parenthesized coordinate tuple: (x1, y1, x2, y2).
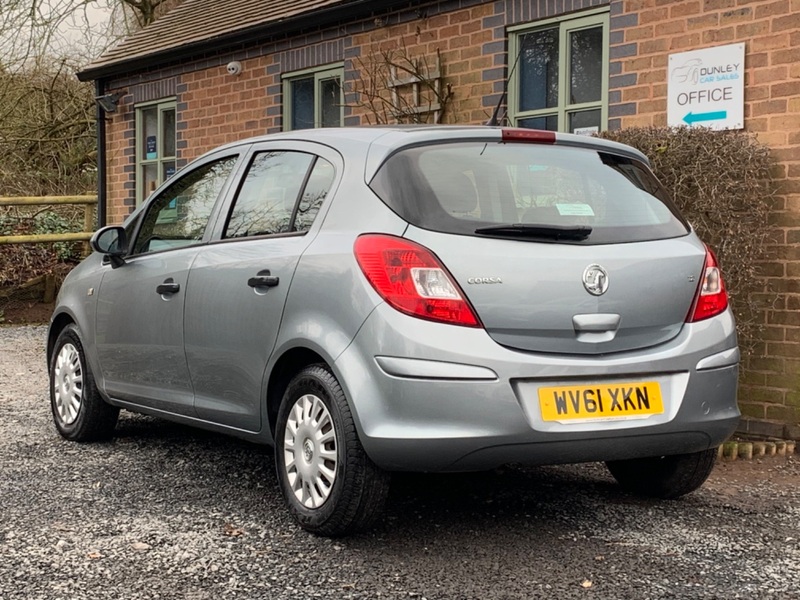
(474, 223, 592, 240)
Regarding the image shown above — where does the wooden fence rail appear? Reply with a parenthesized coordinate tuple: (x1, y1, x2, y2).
(0, 196, 97, 245)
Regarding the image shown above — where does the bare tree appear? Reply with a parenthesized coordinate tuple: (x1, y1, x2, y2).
(0, 0, 185, 196)
(347, 45, 454, 125)
(0, 0, 183, 65)
(120, 0, 180, 28)
(0, 56, 96, 196)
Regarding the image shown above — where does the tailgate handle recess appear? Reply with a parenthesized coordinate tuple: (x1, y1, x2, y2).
(572, 313, 621, 333)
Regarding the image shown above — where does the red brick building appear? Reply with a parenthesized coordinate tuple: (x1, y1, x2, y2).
(78, 0, 800, 439)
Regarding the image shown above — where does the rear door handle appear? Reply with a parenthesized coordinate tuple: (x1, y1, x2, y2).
(248, 270, 280, 288)
(156, 279, 180, 295)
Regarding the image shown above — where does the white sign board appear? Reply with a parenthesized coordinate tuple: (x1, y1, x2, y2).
(574, 126, 599, 137)
(667, 43, 744, 130)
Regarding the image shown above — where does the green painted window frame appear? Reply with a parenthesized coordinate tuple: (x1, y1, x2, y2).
(508, 8, 610, 134)
(282, 64, 344, 131)
(135, 99, 177, 207)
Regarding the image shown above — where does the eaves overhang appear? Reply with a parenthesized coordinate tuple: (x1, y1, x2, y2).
(77, 0, 420, 82)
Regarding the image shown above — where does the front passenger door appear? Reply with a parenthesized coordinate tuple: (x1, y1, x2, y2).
(95, 155, 239, 414)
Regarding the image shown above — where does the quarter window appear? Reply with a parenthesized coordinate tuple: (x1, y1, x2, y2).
(509, 10, 609, 134)
(282, 65, 343, 130)
(224, 151, 335, 238)
(136, 100, 177, 205)
(132, 156, 237, 255)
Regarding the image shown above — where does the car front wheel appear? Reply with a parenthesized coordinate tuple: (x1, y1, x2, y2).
(605, 448, 718, 499)
(49, 324, 119, 442)
(275, 364, 390, 536)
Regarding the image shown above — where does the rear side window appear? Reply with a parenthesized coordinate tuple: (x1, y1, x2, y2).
(369, 142, 689, 244)
(224, 151, 334, 238)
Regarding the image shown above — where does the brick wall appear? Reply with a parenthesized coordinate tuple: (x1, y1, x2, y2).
(346, 2, 499, 126)
(104, 96, 134, 226)
(607, 0, 800, 438)
(178, 55, 274, 157)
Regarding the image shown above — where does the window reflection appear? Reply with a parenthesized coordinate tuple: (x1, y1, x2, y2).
(224, 152, 335, 238)
(133, 157, 237, 254)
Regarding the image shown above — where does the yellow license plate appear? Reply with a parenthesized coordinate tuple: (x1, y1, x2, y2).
(538, 381, 664, 422)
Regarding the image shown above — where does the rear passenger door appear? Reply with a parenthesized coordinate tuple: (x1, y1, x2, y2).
(184, 142, 339, 431)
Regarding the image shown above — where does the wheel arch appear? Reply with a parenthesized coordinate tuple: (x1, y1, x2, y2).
(47, 311, 76, 368)
(266, 346, 329, 438)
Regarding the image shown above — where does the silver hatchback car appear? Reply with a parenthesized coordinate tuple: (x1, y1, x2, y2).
(48, 126, 739, 536)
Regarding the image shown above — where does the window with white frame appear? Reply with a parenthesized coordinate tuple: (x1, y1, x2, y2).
(508, 9, 609, 135)
(282, 65, 344, 131)
(136, 100, 177, 205)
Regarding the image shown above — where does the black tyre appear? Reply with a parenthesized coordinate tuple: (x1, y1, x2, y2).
(49, 324, 119, 442)
(605, 448, 718, 499)
(275, 364, 390, 536)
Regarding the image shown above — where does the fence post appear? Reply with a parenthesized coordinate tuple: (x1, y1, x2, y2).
(83, 202, 95, 256)
(44, 274, 56, 303)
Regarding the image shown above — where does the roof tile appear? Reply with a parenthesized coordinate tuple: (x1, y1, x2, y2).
(83, 0, 351, 75)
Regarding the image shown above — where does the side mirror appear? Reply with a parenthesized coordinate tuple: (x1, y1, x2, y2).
(90, 226, 128, 268)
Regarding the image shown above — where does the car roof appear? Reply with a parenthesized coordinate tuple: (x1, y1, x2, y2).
(203, 126, 651, 176)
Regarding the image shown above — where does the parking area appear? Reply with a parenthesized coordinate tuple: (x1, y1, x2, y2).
(2, 325, 799, 600)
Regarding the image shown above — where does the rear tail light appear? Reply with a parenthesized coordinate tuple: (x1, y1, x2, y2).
(687, 246, 728, 322)
(354, 234, 481, 327)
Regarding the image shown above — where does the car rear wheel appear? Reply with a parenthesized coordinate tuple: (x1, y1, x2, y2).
(605, 448, 717, 499)
(275, 364, 390, 536)
(49, 324, 119, 442)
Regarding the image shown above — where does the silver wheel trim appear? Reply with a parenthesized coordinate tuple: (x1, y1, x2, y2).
(53, 343, 83, 426)
(283, 393, 338, 509)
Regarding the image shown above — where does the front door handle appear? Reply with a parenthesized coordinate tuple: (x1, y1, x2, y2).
(156, 279, 180, 295)
(248, 270, 280, 288)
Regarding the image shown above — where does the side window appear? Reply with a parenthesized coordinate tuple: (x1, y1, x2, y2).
(282, 65, 343, 131)
(132, 156, 237, 255)
(136, 100, 177, 206)
(295, 158, 335, 233)
(224, 151, 335, 238)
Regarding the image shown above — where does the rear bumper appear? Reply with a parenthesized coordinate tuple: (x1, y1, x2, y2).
(334, 304, 739, 472)
(363, 427, 737, 472)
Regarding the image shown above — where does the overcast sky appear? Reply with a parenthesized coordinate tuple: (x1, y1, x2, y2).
(55, 2, 114, 45)
(0, 1, 125, 67)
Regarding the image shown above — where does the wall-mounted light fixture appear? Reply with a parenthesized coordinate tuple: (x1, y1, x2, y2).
(95, 91, 125, 113)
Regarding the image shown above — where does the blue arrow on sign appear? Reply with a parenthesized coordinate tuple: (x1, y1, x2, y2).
(683, 110, 727, 125)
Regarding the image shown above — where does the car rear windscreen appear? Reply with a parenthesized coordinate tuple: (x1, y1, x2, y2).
(369, 142, 690, 244)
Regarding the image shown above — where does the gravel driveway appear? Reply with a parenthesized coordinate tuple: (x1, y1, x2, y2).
(2, 325, 799, 600)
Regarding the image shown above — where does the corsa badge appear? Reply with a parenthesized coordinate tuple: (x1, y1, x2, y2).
(583, 264, 609, 296)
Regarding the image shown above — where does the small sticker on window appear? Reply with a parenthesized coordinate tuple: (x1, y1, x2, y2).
(146, 135, 157, 160)
(556, 203, 595, 216)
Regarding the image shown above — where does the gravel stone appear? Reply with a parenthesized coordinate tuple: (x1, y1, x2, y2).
(2, 325, 799, 599)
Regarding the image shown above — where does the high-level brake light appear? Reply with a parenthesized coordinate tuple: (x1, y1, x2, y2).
(501, 128, 557, 143)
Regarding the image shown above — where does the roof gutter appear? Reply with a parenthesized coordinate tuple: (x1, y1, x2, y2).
(77, 0, 416, 82)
